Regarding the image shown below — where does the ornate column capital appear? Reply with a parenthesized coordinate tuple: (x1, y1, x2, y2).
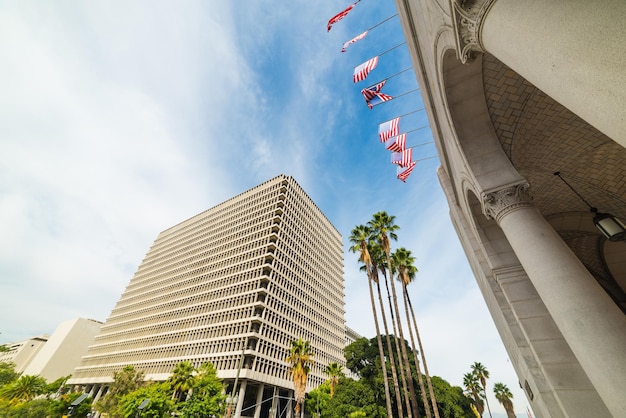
(450, 0, 497, 63)
(482, 183, 533, 223)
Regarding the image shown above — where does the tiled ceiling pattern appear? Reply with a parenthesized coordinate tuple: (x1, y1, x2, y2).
(482, 54, 626, 221)
(481, 53, 626, 306)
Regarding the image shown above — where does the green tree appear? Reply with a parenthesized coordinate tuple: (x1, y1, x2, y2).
(45, 375, 70, 398)
(306, 381, 331, 418)
(49, 392, 93, 418)
(168, 360, 195, 402)
(369, 211, 419, 418)
(429, 376, 474, 418)
(471, 362, 492, 418)
(1, 398, 51, 418)
(348, 225, 394, 418)
(463, 372, 483, 416)
(178, 362, 226, 418)
(493, 382, 515, 418)
(312, 377, 384, 418)
(286, 338, 314, 417)
(323, 362, 343, 398)
(0, 375, 47, 404)
(344, 337, 475, 418)
(0, 362, 19, 387)
(94, 365, 146, 417)
(118, 381, 173, 418)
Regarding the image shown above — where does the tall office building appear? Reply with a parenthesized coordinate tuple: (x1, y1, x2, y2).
(69, 175, 345, 417)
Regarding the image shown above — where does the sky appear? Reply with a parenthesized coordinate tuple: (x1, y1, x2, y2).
(0, 1, 530, 416)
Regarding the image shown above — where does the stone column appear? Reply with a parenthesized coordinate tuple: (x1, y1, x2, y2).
(92, 385, 104, 403)
(482, 184, 626, 417)
(234, 380, 247, 418)
(253, 383, 264, 418)
(451, 0, 626, 148)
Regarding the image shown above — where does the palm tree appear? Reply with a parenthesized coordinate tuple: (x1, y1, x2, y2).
(369, 242, 406, 418)
(393, 247, 435, 418)
(0, 374, 46, 404)
(369, 211, 420, 418)
(323, 362, 343, 398)
(286, 338, 314, 417)
(463, 372, 484, 416)
(349, 225, 394, 418)
(168, 360, 196, 401)
(471, 362, 493, 418)
(493, 382, 516, 418)
(396, 248, 439, 418)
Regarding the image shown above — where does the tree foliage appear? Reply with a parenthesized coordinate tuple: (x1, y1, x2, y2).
(323, 362, 343, 398)
(0, 375, 47, 404)
(94, 365, 147, 416)
(168, 360, 195, 401)
(307, 377, 384, 418)
(176, 362, 225, 418)
(0, 362, 19, 387)
(341, 338, 475, 418)
(118, 381, 173, 418)
(286, 338, 314, 416)
(493, 382, 515, 418)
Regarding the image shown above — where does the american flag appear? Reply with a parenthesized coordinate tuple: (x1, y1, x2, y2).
(385, 133, 406, 152)
(353, 56, 378, 83)
(397, 161, 417, 182)
(361, 81, 392, 109)
(379, 117, 400, 141)
(327, 1, 359, 32)
(342, 31, 368, 52)
(391, 148, 413, 167)
(361, 80, 386, 101)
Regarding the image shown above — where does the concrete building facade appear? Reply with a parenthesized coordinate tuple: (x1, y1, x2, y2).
(0, 336, 48, 375)
(22, 318, 102, 382)
(393, 1, 626, 417)
(69, 175, 345, 417)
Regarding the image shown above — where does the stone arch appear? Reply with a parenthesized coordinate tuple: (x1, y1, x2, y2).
(440, 49, 523, 193)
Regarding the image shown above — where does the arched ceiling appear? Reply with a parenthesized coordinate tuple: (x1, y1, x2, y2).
(481, 53, 626, 310)
(482, 53, 626, 222)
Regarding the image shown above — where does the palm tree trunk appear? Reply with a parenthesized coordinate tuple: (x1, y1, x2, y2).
(385, 247, 420, 418)
(505, 406, 516, 418)
(402, 285, 431, 418)
(406, 287, 440, 418)
(483, 384, 493, 418)
(368, 270, 394, 418)
(375, 278, 405, 418)
(382, 269, 412, 417)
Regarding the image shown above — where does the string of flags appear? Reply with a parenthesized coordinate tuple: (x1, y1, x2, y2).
(326, 2, 436, 182)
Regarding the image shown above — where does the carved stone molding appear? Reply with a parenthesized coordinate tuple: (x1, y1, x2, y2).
(482, 183, 533, 222)
(450, 0, 497, 63)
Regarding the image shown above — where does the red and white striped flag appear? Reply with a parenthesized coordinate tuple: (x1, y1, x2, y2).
(341, 31, 368, 52)
(353, 56, 378, 83)
(385, 133, 406, 152)
(327, 1, 359, 32)
(391, 148, 413, 167)
(379, 117, 400, 141)
(361, 80, 392, 109)
(397, 161, 417, 182)
(361, 80, 386, 101)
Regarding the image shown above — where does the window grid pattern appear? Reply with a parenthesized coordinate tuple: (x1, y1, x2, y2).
(69, 175, 345, 392)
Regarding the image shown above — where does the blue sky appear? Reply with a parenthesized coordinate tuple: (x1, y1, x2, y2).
(0, 1, 529, 415)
